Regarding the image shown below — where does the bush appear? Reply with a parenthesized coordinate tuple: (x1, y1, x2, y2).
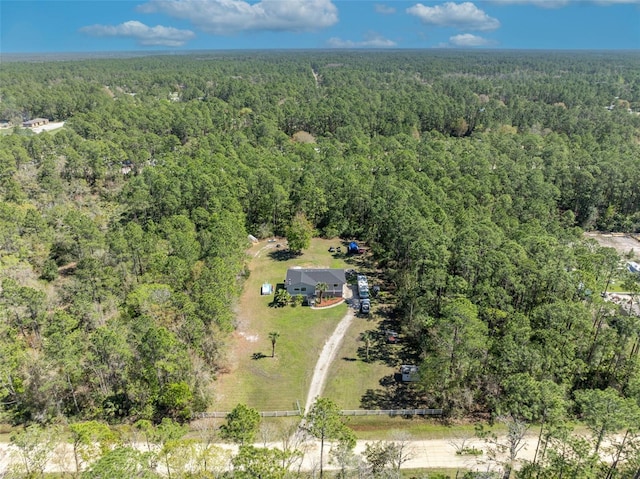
(456, 447, 483, 456)
(272, 288, 291, 307)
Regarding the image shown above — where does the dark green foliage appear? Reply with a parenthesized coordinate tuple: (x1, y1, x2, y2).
(220, 403, 261, 445)
(286, 212, 313, 254)
(0, 51, 639, 429)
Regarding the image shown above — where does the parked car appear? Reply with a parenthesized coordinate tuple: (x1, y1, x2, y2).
(360, 299, 371, 314)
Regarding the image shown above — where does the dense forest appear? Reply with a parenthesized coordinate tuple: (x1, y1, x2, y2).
(1, 50, 640, 477)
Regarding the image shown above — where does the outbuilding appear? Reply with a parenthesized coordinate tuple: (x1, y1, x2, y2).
(22, 118, 49, 128)
(400, 365, 419, 382)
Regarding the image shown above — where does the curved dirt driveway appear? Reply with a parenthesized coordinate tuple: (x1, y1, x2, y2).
(303, 287, 356, 414)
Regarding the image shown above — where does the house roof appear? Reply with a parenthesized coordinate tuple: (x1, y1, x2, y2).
(286, 268, 346, 286)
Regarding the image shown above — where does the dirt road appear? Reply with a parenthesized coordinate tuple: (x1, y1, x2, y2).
(303, 289, 356, 415)
(0, 434, 551, 474)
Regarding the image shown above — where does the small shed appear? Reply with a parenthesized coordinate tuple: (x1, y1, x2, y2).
(400, 365, 419, 382)
(261, 283, 273, 295)
(628, 262, 640, 274)
(248, 234, 259, 244)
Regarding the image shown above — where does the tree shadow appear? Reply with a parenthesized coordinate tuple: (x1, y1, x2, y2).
(252, 352, 267, 360)
(342, 357, 357, 362)
(360, 374, 428, 410)
(268, 249, 300, 261)
(356, 328, 414, 368)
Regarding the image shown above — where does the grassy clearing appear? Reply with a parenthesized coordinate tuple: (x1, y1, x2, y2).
(213, 238, 352, 412)
(323, 255, 424, 415)
(346, 416, 498, 441)
(322, 312, 397, 409)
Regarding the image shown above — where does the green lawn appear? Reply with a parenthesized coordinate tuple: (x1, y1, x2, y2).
(323, 312, 397, 409)
(346, 416, 502, 440)
(212, 237, 353, 412)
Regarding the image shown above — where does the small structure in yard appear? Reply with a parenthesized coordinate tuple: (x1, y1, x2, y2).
(285, 268, 346, 300)
(628, 262, 640, 275)
(261, 283, 273, 295)
(348, 241, 359, 254)
(400, 365, 419, 382)
(22, 118, 49, 128)
(248, 234, 259, 244)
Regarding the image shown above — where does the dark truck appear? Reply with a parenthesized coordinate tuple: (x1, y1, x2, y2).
(360, 298, 371, 314)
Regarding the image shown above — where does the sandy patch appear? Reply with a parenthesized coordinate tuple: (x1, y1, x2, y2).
(238, 332, 259, 342)
(29, 121, 65, 133)
(584, 232, 640, 260)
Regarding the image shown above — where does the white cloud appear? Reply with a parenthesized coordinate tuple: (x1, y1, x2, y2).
(327, 32, 397, 48)
(407, 2, 500, 31)
(375, 3, 397, 14)
(449, 33, 493, 46)
(138, 0, 338, 35)
(491, 0, 639, 7)
(80, 20, 195, 46)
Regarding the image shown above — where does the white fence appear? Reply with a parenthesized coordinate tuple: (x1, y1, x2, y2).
(194, 408, 442, 419)
(194, 410, 300, 419)
(341, 409, 442, 416)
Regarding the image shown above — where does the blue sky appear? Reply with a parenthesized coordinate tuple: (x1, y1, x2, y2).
(1, 0, 639, 52)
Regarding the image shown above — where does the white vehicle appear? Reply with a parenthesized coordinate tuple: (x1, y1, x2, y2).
(356, 274, 369, 299)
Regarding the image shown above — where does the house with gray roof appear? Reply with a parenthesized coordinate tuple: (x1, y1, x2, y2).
(285, 268, 346, 299)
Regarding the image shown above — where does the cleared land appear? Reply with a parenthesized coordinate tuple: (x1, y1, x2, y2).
(585, 232, 640, 260)
(213, 237, 411, 414)
(213, 238, 352, 411)
(31, 121, 65, 133)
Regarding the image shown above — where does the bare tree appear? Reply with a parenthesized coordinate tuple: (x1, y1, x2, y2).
(477, 415, 529, 479)
(390, 431, 415, 475)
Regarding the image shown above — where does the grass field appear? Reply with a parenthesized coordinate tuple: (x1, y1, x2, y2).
(212, 237, 356, 412)
(322, 310, 398, 409)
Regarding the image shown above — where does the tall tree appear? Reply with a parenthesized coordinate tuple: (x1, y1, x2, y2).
(68, 420, 115, 475)
(574, 387, 636, 454)
(304, 397, 355, 478)
(220, 403, 261, 446)
(268, 331, 280, 358)
(286, 212, 313, 254)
